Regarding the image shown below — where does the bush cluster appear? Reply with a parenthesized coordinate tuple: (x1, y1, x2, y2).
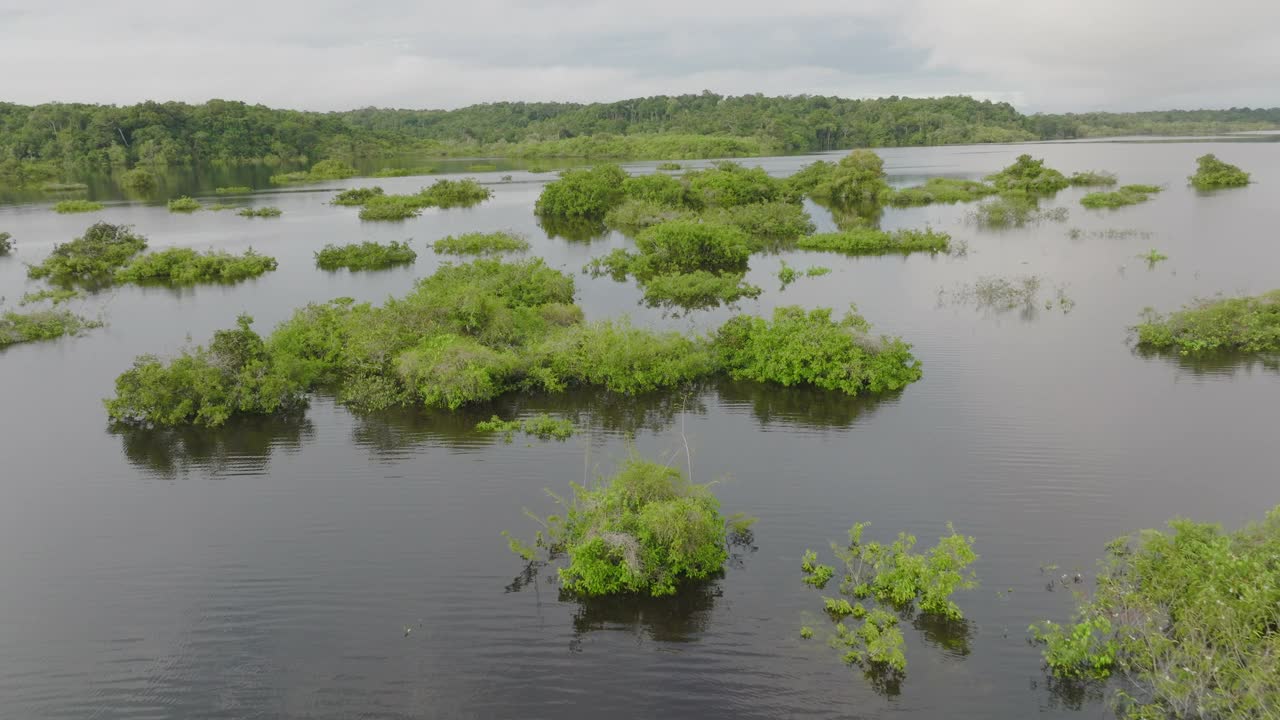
(331, 186, 385, 206)
(986, 154, 1069, 194)
(237, 206, 283, 218)
(885, 177, 997, 206)
(314, 241, 417, 271)
(1080, 184, 1162, 209)
(432, 231, 529, 255)
(358, 179, 493, 220)
(27, 222, 148, 284)
(53, 200, 104, 214)
(0, 309, 101, 348)
(1188, 153, 1251, 190)
(114, 248, 278, 284)
(1134, 289, 1280, 354)
(797, 228, 950, 255)
(269, 159, 358, 184)
(167, 196, 202, 212)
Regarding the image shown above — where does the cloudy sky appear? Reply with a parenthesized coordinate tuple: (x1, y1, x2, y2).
(1, 0, 1277, 113)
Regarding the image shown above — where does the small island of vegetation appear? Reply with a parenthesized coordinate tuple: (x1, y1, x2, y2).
(237, 206, 282, 218)
(432, 231, 529, 255)
(53, 200, 105, 214)
(1188, 153, 1251, 190)
(1, 308, 102, 349)
(27, 222, 148, 285)
(797, 228, 950, 255)
(270, 159, 358, 185)
(1080, 184, 1162, 209)
(167, 196, 202, 212)
(331, 187, 385, 206)
(357, 179, 492, 220)
(314, 241, 417, 271)
(1134, 289, 1280, 354)
(0, 231, 13, 255)
(114, 248, 278, 285)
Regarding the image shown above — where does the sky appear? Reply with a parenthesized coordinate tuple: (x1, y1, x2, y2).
(1, 0, 1277, 113)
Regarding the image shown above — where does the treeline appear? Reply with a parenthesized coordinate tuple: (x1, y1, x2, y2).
(3, 92, 1278, 187)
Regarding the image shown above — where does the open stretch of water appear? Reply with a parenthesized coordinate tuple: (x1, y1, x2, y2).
(1, 139, 1276, 719)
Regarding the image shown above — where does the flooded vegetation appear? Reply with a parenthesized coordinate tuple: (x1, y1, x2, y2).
(1135, 290, 1280, 353)
(1080, 184, 1163, 208)
(797, 227, 949, 255)
(1188, 153, 1251, 190)
(114, 248, 277, 284)
(314, 241, 417, 271)
(431, 231, 530, 256)
(0, 307, 101, 348)
(26, 222, 148, 285)
(236, 206, 282, 218)
(52, 199, 104, 214)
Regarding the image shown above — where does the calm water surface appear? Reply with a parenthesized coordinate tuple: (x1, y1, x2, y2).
(1, 140, 1277, 719)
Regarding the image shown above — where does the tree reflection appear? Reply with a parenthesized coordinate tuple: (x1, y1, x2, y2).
(714, 379, 898, 431)
(537, 214, 609, 242)
(1133, 345, 1279, 378)
(113, 411, 313, 478)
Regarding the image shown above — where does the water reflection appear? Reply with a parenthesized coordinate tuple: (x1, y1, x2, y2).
(715, 379, 898, 430)
(113, 412, 314, 478)
(537, 215, 608, 242)
(568, 581, 721, 645)
(907, 611, 974, 659)
(1133, 345, 1280, 377)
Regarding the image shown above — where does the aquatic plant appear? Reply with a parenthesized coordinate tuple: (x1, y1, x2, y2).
(1188, 153, 1250, 190)
(1134, 289, 1280, 354)
(715, 306, 923, 395)
(314, 241, 417, 270)
(0, 309, 101, 348)
(270, 159, 358, 184)
(656, 162, 682, 171)
(778, 262, 797, 287)
(1030, 506, 1280, 718)
(237, 206, 282, 218)
(535, 164, 628, 219)
(120, 167, 156, 192)
(1138, 249, 1168, 266)
(986, 154, 1069, 194)
(114, 248, 277, 284)
(803, 522, 977, 678)
(970, 193, 1068, 227)
(885, 177, 997, 206)
(805, 150, 890, 205)
(105, 314, 307, 427)
(205, 203, 239, 211)
(0, 231, 12, 255)
(417, 178, 492, 207)
(19, 288, 82, 306)
(53, 199, 104, 214)
(432, 231, 529, 255)
(331, 186, 385, 206)
(1067, 171, 1118, 187)
(475, 413, 575, 442)
(1080, 184, 1162, 209)
(167, 196, 201, 212)
(214, 186, 252, 195)
(806, 266, 832, 277)
(27, 222, 148, 284)
(686, 162, 797, 208)
(358, 195, 423, 220)
(797, 227, 949, 255)
(944, 275, 1042, 311)
(506, 454, 752, 597)
(373, 166, 435, 178)
(467, 163, 498, 172)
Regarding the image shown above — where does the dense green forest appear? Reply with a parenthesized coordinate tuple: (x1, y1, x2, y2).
(3, 92, 1278, 188)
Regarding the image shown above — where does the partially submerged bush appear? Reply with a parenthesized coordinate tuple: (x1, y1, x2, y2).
(1134, 289, 1280, 354)
(475, 413, 575, 442)
(237, 206, 282, 218)
(886, 178, 996, 206)
(358, 180, 493, 220)
(986, 154, 1069, 194)
(27, 222, 148, 284)
(19, 288, 82, 306)
(53, 199, 105, 214)
(970, 193, 1068, 227)
(1031, 507, 1280, 718)
(506, 455, 750, 597)
(359, 195, 422, 220)
(0, 231, 12, 255)
(314, 241, 417, 270)
(373, 166, 435, 178)
(535, 164, 628, 218)
(797, 227, 949, 255)
(1188, 153, 1250, 190)
(699, 202, 815, 247)
(167, 196, 201, 213)
(1067, 171, 1118, 187)
(656, 162, 682, 171)
(115, 248, 278, 284)
(120, 167, 156, 192)
(331, 186, 385, 206)
(1080, 184, 1162, 209)
(604, 199, 690, 233)
(805, 150, 890, 205)
(270, 159, 358, 184)
(685, 161, 796, 208)
(714, 306, 923, 395)
(1, 309, 101, 348)
(432, 231, 529, 255)
(105, 314, 306, 427)
(215, 186, 252, 195)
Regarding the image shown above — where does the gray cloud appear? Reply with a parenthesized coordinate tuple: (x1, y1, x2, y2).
(0, 0, 1275, 111)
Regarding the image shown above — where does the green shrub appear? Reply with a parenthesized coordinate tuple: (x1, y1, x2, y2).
(115, 248, 277, 284)
(1134, 289, 1280, 354)
(214, 186, 252, 195)
(27, 222, 148, 284)
(970, 192, 1068, 227)
(526, 318, 717, 395)
(1138, 249, 1168, 266)
(639, 270, 762, 310)
(358, 194, 422, 220)
(53, 199, 104, 214)
(785, 160, 837, 196)
(1080, 184, 1162, 208)
(535, 164, 628, 218)
(120, 167, 156, 192)
(237, 206, 282, 218)
(476, 413, 575, 442)
(1067, 171, 1117, 187)
(506, 455, 748, 597)
(0, 231, 12, 255)
(986, 154, 1069, 194)
(886, 177, 997, 206)
(699, 202, 815, 246)
(315, 241, 417, 270)
(1031, 507, 1280, 718)
(432, 231, 529, 255)
(167, 196, 201, 212)
(205, 203, 239, 211)
(685, 162, 795, 208)
(1188, 153, 1250, 190)
(269, 159, 358, 184)
(19, 288, 82, 306)
(628, 220, 753, 277)
(373, 166, 435, 178)
(604, 199, 691, 233)
(656, 162, 682, 171)
(331, 186, 385, 206)
(417, 178, 492, 207)
(105, 315, 307, 427)
(806, 150, 890, 205)
(797, 227, 949, 255)
(0, 309, 101, 348)
(714, 305, 923, 395)
(621, 173, 689, 206)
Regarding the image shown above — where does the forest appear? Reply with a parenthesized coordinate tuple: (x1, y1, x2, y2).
(3, 92, 1279, 187)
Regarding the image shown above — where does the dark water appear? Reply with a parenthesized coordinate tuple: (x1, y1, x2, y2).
(1, 140, 1277, 719)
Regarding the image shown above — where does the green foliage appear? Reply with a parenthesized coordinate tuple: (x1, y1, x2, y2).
(534, 164, 628, 219)
(114, 248, 277, 284)
(0, 231, 12, 255)
(603, 199, 690, 233)
(314, 241, 417, 271)
(699, 202, 815, 246)
(106, 315, 306, 427)
(372, 166, 435, 177)
(508, 455, 745, 597)
(778, 262, 797, 287)
(637, 270, 762, 310)
(53, 199, 105, 214)
(1080, 184, 1162, 208)
(358, 194, 423, 220)
(526, 318, 717, 395)
(684, 162, 795, 208)
(432, 231, 529, 255)
(19, 288, 82, 306)
(797, 227, 949, 255)
(1134, 289, 1280, 354)
(714, 306, 923, 395)
(1188, 153, 1251, 190)
(331, 186, 385, 206)
(237, 206, 282, 217)
(971, 192, 1068, 227)
(1138, 249, 1168, 266)
(986, 154, 1069, 194)
(886, 177, 997, 206)
(801, 549, 835, 588)
(475, 413, 575, 442)
(27, 222, 148, 284)
(1031, 507, 1280, 718)
(621, 172, 689, 206)
(270, 158, 358, 184)
(0, 309, 101, 348)
(656, 162, 682, 170)
(167, 196, 201, 212)
(214, 186, 252, 194)
(800, 626, 814, 639)
(358, 179, 493, 220)
(1067, 171, 1118, 187)
(806, 266, 831, 277)
(806, 150, 890, 205)
(120, 167, 156, 192)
